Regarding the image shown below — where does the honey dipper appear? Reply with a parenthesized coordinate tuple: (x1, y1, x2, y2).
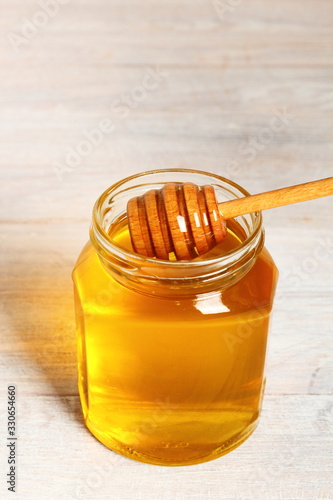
(127, 177, 333, 260)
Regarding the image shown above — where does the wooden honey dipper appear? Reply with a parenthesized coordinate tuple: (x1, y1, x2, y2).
(127, 177, 333, 260)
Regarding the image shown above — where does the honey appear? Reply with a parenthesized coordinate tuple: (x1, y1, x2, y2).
(72, 169, 278, 466)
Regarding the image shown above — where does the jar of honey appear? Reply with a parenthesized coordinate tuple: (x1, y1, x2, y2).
(72, 169, 278, 466)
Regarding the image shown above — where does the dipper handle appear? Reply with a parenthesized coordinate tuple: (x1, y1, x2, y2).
(218, 177, 333, 219)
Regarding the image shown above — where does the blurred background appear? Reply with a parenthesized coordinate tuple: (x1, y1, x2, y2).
(0, 1, 332, 499)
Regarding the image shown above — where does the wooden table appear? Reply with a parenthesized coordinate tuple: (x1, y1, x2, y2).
(1, 1, 332, 499)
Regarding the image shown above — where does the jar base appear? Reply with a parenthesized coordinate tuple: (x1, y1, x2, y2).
(84, 416, 259, 467)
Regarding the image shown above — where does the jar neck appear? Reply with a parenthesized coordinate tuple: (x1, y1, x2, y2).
(90, 169, 265, 299)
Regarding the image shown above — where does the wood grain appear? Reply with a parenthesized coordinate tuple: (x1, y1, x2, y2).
(0, 0, 332, 499)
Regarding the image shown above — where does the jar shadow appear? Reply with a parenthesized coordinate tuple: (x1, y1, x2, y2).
(2, 266, 85, 430)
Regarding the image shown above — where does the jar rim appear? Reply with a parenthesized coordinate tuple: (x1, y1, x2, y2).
(91, 168, 263, 269)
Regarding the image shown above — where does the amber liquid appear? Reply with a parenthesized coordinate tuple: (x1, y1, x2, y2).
(73, 222, 278, 466)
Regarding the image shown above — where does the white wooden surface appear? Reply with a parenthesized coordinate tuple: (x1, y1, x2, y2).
(0, 1, 333, 499)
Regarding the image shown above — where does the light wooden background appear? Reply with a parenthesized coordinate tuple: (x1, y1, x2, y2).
(1, 1, 333, 499)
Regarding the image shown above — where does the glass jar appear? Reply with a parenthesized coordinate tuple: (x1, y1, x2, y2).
(72, 169, 278, 466)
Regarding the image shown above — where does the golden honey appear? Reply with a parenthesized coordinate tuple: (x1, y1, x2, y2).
(72, 170, 278, 466)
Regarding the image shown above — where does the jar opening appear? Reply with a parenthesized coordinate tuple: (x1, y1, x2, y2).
(90, 169, 264, 297)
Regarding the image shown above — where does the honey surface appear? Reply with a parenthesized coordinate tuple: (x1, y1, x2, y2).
(73, 222, 278, 465)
